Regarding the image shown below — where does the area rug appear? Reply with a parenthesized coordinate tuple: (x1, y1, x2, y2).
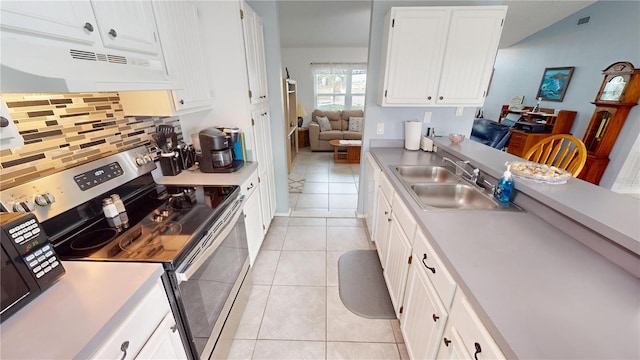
(288, 174, 305, 193)
(338, 250, 396, 319)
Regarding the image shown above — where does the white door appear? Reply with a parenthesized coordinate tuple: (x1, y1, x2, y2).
(90, 0, 159, 55)
(0, 1, 99, 46)
(402, 261, 449, 359)
(243, 187, 264, 265)
(436, 8, 505, 105)
(152, 1, 212, 111)
(241, 4, 262, 105)
(383, 214, 412, 317)
(373, 188, 392, 268)
(380, 8, 450, 106)
(136, 311, 188, 359)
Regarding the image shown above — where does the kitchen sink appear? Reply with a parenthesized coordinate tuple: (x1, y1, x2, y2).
(393, 165, 461, 183)
(410, 183, 500, 210)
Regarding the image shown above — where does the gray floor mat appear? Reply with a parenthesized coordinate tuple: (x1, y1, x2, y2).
(338, 250, 396, 319)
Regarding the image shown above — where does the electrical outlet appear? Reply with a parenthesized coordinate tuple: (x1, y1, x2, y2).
(455, 107, 464, 116)
(423, 112, 432, 123)
(376, 123, 384, 135)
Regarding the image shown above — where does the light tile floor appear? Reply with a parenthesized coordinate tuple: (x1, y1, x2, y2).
(288, 148, 361, 218)
(229, 149, 408, 359)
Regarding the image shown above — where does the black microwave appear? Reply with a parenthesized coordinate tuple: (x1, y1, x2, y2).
(0, 212, 65, 323)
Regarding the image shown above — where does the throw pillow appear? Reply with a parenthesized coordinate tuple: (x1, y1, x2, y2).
(316, 116, 332, 132)
(348, 117, 364, 132)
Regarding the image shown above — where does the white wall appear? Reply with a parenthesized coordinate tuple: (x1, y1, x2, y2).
(483, 1, 640, 189)
(280, 47, 368, 127)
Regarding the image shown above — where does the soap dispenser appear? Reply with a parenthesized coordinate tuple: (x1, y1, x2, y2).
(494, 165, 514, 203)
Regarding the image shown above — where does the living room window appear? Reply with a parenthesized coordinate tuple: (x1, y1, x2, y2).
(311, 63, 367, 111)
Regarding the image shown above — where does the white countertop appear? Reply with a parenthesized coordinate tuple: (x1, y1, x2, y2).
(0, 261, 164, 360)
(152, 161, 257, 186)
(370, 144, 640, 360)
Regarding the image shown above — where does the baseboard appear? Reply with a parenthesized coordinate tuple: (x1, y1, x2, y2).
(274, 208, 292, 217)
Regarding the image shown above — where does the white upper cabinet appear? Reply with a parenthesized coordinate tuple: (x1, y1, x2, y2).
(242, 3, 269, 105)
(152, 1, 212, 112)
(90, 0, 160, 55)
(0, 1, 99, 46)
(378, 6, 506, 107)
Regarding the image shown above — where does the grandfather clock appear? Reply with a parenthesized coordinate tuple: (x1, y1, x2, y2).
(578, 62, 640, 184)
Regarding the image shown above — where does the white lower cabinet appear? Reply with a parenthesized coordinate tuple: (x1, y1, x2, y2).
(373, 186, 392, 268)
(438, 292, 505, 360)
(402, 257, 449, 359)
(364, 153, 381, 238)
(383, 213, 412, 318)
(90, 279, 187, 359)
(242, 176, 264, 265)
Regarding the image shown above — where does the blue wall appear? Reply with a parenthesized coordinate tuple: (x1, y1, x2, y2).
(483, 1, 640, 188)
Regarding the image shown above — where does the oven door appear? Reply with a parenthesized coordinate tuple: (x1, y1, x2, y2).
(172, 197, 250, 359)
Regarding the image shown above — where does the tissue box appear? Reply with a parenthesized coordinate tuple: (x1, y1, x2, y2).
(421, 136, 435, 152)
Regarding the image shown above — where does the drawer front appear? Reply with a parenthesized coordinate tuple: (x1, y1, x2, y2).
(90, 280, 170, 359)
(507, 132, 526, 157)
(414, 228, 457, 309)
(379, 172, 395, 205)
(450, 293, 505, 360)
(240, 169, 259, 198)
(392, 193, 416, 242)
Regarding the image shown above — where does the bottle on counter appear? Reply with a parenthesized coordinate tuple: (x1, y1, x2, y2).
(102, 198, 122, 231)
(494, 165, 514, 203)
(110, 194, 129, 229)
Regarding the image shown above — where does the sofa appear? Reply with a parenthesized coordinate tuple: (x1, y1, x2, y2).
(309, 109, 364, 151)
(470, 118, 512, 150)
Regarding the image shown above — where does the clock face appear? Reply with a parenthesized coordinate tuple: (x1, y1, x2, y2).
(599, 75, 627, 101)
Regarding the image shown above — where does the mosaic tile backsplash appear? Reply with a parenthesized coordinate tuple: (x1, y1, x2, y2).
(0, 92, 181, 189)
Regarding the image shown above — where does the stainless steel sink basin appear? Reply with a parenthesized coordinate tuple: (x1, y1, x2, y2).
(393, 165, 461, 183)
(410, 183, 499, 210)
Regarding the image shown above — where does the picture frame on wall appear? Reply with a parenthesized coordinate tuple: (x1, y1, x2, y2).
(536, 67, 575, 101)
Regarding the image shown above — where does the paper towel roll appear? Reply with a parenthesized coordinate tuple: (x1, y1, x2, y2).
(404, 121, 422, 150)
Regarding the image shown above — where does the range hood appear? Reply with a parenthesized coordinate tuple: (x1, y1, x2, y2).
(1, 38, 175, 93)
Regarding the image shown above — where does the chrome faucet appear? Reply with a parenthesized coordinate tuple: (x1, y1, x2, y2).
(442, 157, 493, 191)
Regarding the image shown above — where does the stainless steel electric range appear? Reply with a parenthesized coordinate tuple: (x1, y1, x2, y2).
(0, 146, 251, 360)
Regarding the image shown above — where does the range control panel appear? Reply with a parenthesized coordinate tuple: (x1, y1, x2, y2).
(0, 146, 156, 223)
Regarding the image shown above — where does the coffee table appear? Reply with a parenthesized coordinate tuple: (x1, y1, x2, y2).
(329, 139, 362, 164)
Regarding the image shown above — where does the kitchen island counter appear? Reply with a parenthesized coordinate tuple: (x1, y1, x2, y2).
(0, 261, 164, 359)
(369, 142, 639, 360)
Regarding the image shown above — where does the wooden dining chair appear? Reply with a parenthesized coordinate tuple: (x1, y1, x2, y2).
(524, 134, 587, 177)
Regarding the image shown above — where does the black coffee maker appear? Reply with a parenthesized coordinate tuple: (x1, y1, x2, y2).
(199, 127, 244, 173)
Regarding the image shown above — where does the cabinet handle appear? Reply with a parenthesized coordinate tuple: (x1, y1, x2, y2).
(170, 323, 178, 333)
(109, 28, 118, 38)
(247, 183, 254, 191)
(443, 337, 451, 347)
(179, 99, 185, 105)
(439, 96, 444, 100)
(0, 116, 9, 128)
(474, 342, 482, 360)
(432, 314, 439, 322)
(384, 211, 389, 215)
(387, 217, 392, 222)
(427, 96, 432, 100)
(120, 341, 130, 360)
(422, 253, 436, 274)
(84, 22, 94, 32)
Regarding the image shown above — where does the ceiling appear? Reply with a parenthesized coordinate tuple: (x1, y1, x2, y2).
(278, 0, 597, 49)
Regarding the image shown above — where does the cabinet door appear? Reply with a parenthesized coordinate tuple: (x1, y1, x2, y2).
(242, 4, 268, 105)
(244, 188, 264, 265)
(0, 1, 99, 46)
(152, 1, 212, 112)
(436, 8, 505, 105)
(364, 153, 381, 238)
(436, 320, 471, 360)
(402, 261, 449, 359)
(90, 281, 169, 359)
(378, 8, 450, 106)
(373, 188, 392, 268)
(135, 311, 188, 359)
(383, 213, 412, 317)
(90, 0, 159, 55)
(252, 109, 274, 231)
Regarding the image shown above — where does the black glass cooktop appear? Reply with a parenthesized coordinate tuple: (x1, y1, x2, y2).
(53, 184, 238, 265)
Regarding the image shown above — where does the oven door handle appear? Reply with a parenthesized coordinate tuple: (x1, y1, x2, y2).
(175, 196, 244, 282)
